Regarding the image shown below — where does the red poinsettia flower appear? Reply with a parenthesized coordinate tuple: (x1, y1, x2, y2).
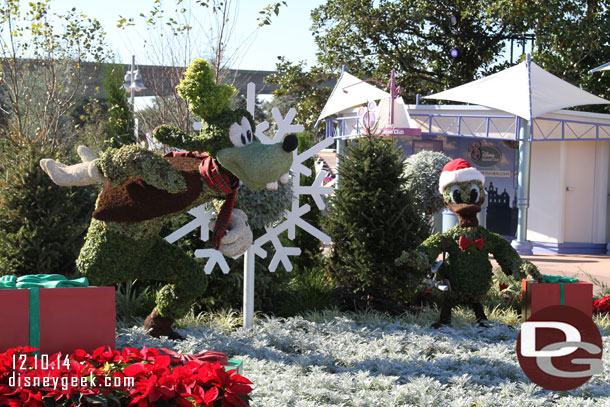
(129, 375, 177, 405)
(204, 386, 220, 405)
(129, 374, 163, 406)
(122, 347, 146, 363)
(10, 346, 39, 355)
(224, 374, 254, 406)
(139, 347, 161, 363)
(158, 376, 178, 400)
(123, 362, 148, 378)
(196, 362, 252, 406)
(0, 395, 23, 407)
(0, 346, 252, 407)
(71, 348, 92, 362)
(170, 363, 198, 390)
(0, 384, 18, 396)
(13, 389, 43, 407)
(594, 295, 610, 315)
(197, 362, 227, 387)
(149, 355, 171, 375)
(92, 346, 122, 364)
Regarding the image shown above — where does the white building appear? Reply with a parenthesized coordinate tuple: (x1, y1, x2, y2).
(323, 102, 610, 255)
(319, 59, 610, 255)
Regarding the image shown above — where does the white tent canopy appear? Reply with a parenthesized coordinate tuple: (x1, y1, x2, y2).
(376, 96, 415, 128)
(316, 71, 389, 126)
(425, 59, 609, 121)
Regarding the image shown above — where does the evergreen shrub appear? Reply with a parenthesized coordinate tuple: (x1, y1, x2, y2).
(102, 64, 135, 148)
(324, 136, 430, 307)
(403, 150, 451, 216)
(0, 142, 97, 276)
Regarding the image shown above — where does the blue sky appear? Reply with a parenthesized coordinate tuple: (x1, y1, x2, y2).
(48, 0, 325, 71)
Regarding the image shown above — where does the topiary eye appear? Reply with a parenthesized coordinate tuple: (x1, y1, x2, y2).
(449, 185, 463, 204)
(240, 117, 253, 145)
(229, 117, 254, 147)
(229, 122, 246, 147)
(469, 184, 481, 203)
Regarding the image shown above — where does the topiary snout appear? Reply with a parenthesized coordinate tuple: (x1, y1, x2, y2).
(216, 134, 297, 191)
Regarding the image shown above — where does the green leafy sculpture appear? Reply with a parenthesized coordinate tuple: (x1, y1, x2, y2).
(418, 158, 542, 328)
(39, 59, 297, 339)
(403, 150, 451, 217)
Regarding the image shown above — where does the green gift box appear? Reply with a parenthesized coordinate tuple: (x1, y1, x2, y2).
(224, 359, 243, 375)
(0, 274, 116, 355)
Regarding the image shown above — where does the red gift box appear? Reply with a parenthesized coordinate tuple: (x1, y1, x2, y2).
(521, 279, 593, 322)
(0, 286, 115, 355)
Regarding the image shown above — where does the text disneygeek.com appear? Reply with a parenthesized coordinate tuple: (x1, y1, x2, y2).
(8, 372, 135, 390)
(11, 354, 135, 390)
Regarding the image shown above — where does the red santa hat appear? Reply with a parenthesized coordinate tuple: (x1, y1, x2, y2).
(439, 158, 485, 194)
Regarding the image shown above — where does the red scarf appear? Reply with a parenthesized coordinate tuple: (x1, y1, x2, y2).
(165, 151, 239, 250)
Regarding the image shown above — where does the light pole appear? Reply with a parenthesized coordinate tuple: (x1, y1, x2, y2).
(123, 55, 146, 143)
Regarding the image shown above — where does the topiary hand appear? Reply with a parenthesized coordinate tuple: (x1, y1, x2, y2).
(395, 248, 432, 272)
(208, 209, 253, 257)
(521, 261, 543, 282)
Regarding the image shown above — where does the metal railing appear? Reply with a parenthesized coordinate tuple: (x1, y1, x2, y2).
(326, 113, 610, 142)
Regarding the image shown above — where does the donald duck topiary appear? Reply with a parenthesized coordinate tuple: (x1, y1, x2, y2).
(419, 158, 542, 328)
(39, 59, 297, 339)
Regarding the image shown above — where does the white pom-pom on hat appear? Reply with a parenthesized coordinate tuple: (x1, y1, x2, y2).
(439, 158, 485, 194)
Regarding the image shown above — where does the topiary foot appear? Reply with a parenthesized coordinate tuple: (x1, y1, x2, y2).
(144, 308, 185, 341)
(431, 320, 450, 329)
(476, 318, 492, 328)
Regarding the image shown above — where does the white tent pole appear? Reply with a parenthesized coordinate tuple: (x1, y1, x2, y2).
(335, 119, 344, 188)
(333, 66, 347, 188)
(390, 69, 396, 125)
(512, 117, 534, 255)
(512, 54, 534, 255)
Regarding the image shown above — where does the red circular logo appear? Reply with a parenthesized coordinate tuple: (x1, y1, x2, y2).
(516, 306, 603, 391)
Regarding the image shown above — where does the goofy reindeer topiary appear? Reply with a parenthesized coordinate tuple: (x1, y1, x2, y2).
(40, 59, 297, 339)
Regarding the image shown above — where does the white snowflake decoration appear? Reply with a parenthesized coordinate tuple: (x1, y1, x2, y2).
(165, 83, 334, 275)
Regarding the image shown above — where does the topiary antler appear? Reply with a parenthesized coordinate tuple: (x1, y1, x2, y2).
(176, 58, 235, 123)
(39, 146, 105, 186)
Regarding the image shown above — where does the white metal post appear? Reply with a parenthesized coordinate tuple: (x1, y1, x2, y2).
(243, 249, 255, 328)
(246, 83, 255, 116)
(243, 81, 257, 329)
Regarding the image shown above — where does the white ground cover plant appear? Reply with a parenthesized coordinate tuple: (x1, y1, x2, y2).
(117, 308, 610, 407)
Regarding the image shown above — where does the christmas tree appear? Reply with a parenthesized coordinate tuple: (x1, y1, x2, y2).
(324, 136, 429, 308)
(0, 144, 96, 276)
